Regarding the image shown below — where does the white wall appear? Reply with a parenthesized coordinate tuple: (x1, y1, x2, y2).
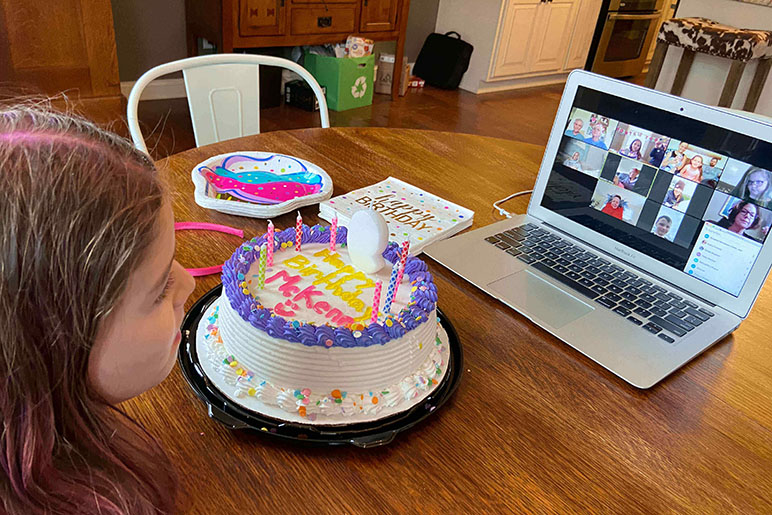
(654, 0, 772, 116)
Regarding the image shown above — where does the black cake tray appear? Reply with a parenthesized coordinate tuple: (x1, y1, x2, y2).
(178, 285, 463, 448)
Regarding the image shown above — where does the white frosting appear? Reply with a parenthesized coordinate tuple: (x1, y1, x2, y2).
(219, 295, 436, 392)
(200, 300, 449, 425)
(208, 241, 445, 424)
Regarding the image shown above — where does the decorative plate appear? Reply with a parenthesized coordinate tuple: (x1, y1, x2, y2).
(191, 151, 334, 218)
(178, 285, 463, 447)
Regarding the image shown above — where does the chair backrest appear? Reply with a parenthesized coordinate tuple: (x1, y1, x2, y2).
(127, 54, 330, 154)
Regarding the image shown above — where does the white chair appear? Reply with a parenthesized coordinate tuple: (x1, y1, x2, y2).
(127, 54, 330, 154)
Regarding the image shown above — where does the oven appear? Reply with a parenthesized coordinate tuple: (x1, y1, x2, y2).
(585, 0, 668, 78)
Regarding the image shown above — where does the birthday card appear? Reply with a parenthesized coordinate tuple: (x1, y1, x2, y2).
(318, 177, 474, 254)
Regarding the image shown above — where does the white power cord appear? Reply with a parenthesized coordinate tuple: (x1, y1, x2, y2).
(493, 189, 533, 218)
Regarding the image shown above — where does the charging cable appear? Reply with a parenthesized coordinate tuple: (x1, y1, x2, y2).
(493, 190, 533, 218)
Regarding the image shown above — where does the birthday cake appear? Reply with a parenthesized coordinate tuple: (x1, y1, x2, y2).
(201, 222, 449, 425)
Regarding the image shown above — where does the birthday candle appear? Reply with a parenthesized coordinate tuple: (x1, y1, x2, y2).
(393, 240, 410, 300)
(383, 261, 399, 314)
(266, 219, 274, 267)
(371, 280, 382, 324)
(295, 211, 302, 252)
(329, 216, 338, 252)
(257, 243, 267, 289)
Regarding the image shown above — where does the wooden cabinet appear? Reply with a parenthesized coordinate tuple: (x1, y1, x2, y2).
(0, 0, 122, 110)
(360, 0, 399, 32)
(240, 0, 286, 36)
(436, 0, 601, 93)
(186, 0, 410, 99)
(491, 0, 580, 79)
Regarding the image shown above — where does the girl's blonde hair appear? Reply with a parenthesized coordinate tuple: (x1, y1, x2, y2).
(0, 105, 176, 514)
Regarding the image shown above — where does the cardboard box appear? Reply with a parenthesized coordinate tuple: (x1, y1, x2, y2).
(304, 53, 374, 111)
(375, 54, 395, 95)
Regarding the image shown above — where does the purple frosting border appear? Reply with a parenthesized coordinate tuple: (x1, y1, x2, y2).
(221, 224, 437, 348)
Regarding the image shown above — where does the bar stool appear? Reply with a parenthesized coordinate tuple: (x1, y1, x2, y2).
(645, 17, 772, 111)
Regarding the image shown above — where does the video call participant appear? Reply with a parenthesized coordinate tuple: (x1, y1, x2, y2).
(613, 167, 639, 190)
(701, 157, 722, 187)
(651, 215, 673, 241)
(663, 180, 686, 209)
(601, 195, 624, 220)
(678, 155, 704, 183)
(661, 141, 689, 172)
(565, 118, 584, 138)
(563, 151, 583, 170)
(584, 118, 609, 150)
(713, 201, 763, 240)
(619, 139, 643, 160)
(648, 138, 667, 168)
(730, 167, 772, 209)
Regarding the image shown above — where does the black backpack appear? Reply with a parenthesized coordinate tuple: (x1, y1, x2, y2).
(413, 31, 473, 90)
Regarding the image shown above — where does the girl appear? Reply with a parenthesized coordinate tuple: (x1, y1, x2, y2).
(619, 138, 642, 160)
(678, 155, 704, 182)
(663, 180, 686, 209)
(0, 105, 195, 514)
(730, 166, 772, 208)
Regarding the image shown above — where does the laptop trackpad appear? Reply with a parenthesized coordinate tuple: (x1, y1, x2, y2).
(487, 270, 594, 329)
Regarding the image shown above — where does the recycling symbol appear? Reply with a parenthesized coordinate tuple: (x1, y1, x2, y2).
(351, 76, 367, 98)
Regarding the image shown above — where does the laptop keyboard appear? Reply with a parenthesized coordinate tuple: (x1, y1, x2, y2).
(485, 223, 714, 343)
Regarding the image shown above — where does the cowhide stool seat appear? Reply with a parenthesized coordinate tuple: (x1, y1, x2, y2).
(645, 17, 772, 111)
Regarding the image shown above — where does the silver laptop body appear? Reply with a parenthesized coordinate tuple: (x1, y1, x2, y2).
(425, 70, 772, 388)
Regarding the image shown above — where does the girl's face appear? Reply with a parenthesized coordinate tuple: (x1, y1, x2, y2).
(572, 151, 580, 160)
(674, 185, 683, 196)
(655, 218, 671, 236)
(610, 196, 620, 208)
(592, 124, 604, 140)
(747, 171, 768, 198)
(632, 140, 641, 152)
(691, 155, 703, 167)
(736, 203, 757, 229)
(89, 202, 195, 403)
(678, 142, 688, 153)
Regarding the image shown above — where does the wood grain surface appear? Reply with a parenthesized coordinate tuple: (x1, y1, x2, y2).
(124, 127, 772, 514)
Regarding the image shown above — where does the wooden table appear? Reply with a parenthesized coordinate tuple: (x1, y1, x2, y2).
(128, 127, 772, 513)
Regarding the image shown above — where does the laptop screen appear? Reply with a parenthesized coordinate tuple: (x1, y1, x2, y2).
(541, 86, 772, 297)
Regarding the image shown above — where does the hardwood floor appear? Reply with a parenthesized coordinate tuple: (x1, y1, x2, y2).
(78, 73, 646, 161)
(123, 84, 567, 161)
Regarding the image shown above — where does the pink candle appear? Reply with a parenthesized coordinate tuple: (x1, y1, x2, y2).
(371, 280, 382, 324)
(393, 240, 410, 301)
(266, 219, 274, 267)
(295, 211, 302, 252)
(329, 216, 338, 252)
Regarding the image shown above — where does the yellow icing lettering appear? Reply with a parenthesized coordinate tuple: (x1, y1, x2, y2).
(298, 264, 324, 280)
(283, 255, 310, 270)
(353, 307, 373, 323)
(313, 248, 346, 269)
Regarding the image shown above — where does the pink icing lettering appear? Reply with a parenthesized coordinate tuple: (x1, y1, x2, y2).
(293, 285, 324, 309)
(273, 300, 298, 317)
(313, 301, 331, 314)
(266, 270, 302, 297)
(326, 308, 344, 323)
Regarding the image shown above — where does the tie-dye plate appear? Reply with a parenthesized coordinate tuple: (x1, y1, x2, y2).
(191, 151, 333, 218)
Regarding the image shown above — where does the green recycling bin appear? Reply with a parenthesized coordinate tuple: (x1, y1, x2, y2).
(304, 53, 374, 112)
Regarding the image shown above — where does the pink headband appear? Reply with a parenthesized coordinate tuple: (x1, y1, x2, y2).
(174, 222, 244, 277)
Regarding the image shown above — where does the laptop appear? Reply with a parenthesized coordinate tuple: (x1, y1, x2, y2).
(424, 70, 772, 388)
